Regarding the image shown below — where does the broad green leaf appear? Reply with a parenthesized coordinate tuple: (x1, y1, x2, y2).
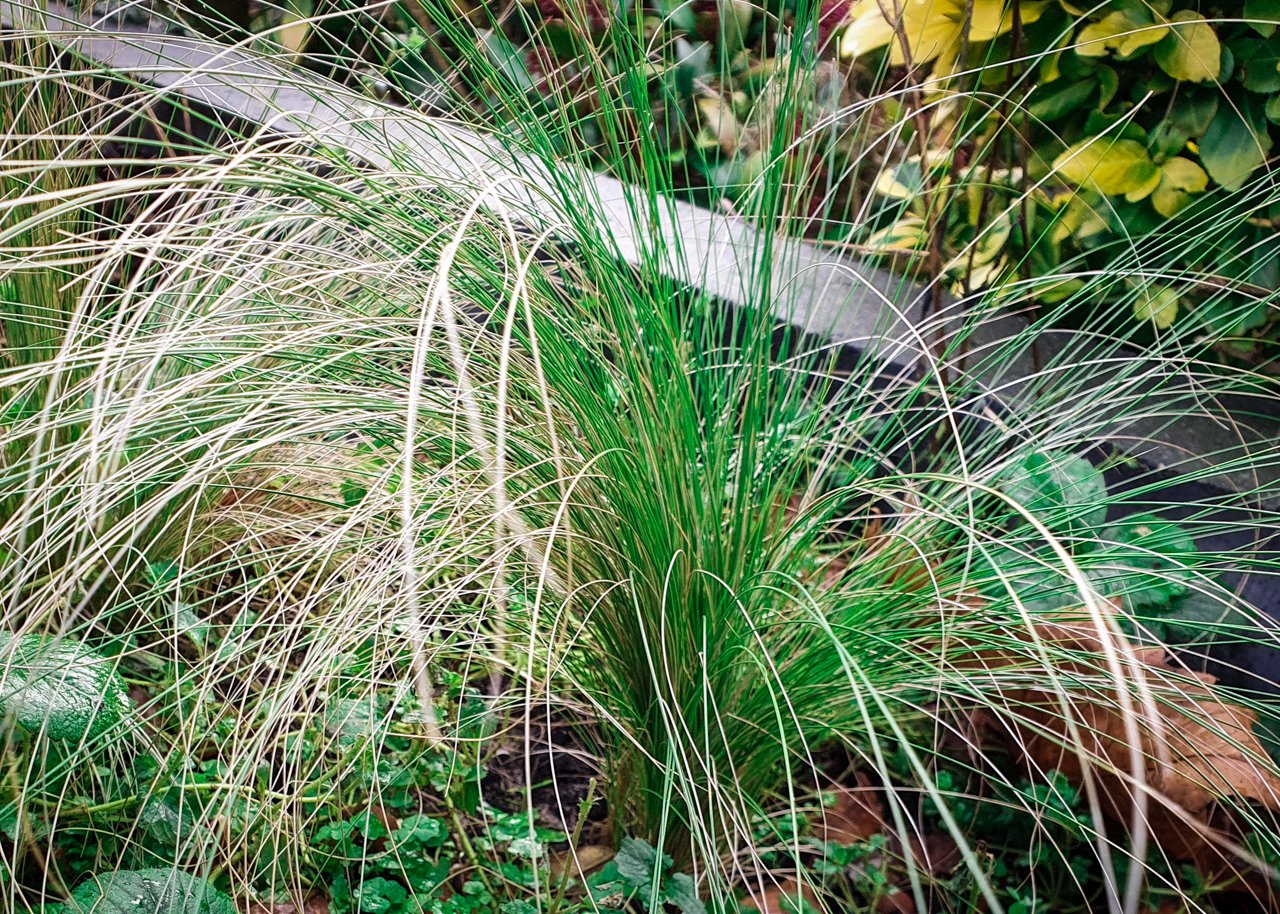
(1153, 11, 1221, 82)
(1052, 138, 1160, 200)
(139, 796, 192, 845)
(1148, 91, 1218, 159)
(1136, 590, 1230, 645)
(972, 214, 1011, 265)
(1173, 91, 1219, 136)
(481, 31, 535, 94)
(998, 449, 1108, 532)
(145, 559, 179, 587)
(1092, 514, 1197, 610)
(1039, 277, 1086, 303)
(278, 0, 313, 54)
(695, 97, 741, 155)
(1028, 78, 1096, 121)
(1199, 95, 1273, 190)
(615, 837, 668, 893)
(1268, 93, 1280, 123)
(1076, 10, 1168, 59)
(1133, 284, 1179, 328)
(672, 38, 712, 99)
(1151, 156, 1208, 217)
(0, 802, 18, 841)
(1096, 64, 1120, 108)
(1245, 0, 1280, 37)
(0, 633, 128, 742)
(666, 873, 707, 914)
(1232, 37, 1280, 92)
(873, 160, 925, 200)
(1217, 41, 1236, 80)
(64, 869, 234, 914)
(1049, 192, 1110, 245)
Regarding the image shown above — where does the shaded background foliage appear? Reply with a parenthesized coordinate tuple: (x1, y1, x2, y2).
(225, 0, 1280, 365)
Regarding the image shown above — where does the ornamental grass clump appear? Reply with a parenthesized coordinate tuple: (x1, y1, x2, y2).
(0, 3, 1279, 913)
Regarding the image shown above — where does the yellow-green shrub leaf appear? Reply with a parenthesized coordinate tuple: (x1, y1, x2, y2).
(838, 0, 896, 59)
(1134, 285, 1179, 328)
(1151, 156, 1209, 216)
(972, 214, 1012, 265)
(1153, 11, 1221, 81)
(868, 216, 927, 252)
(841, 0, 1045, 65)
(1052, 138, 1160, 200)
(874, 159, 924, 199)
(970, 0, 1047, 42)
(1049, 193, 1109, 245)
(1076, 10, 1169, 59)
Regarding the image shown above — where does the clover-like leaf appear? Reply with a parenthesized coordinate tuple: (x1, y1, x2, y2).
(1053, 138, 1160, 201)
(392, 813, 447, 849)
(351, 877, 407, 914)
(322, 694, 388, 747)
(0, 632, 128, 742)
(1153, 11, 1221, 82)
(63, 869, 234, 914)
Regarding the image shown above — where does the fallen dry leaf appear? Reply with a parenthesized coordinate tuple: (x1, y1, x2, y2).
(742, 878, 821, 914)
(816, 773, 885, 846)
(548, 843, 614, 882)
(874, 888, 916, 914)
(970, 602, 1280, 881)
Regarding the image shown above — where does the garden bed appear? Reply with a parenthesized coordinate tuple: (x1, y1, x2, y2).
(3, 4, 1280, 914)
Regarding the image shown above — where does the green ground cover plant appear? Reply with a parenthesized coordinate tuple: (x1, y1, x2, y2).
(2, 2, 1280, 913)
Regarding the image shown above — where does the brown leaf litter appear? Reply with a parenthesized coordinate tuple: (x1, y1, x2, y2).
(969, 601, 1280, 890)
